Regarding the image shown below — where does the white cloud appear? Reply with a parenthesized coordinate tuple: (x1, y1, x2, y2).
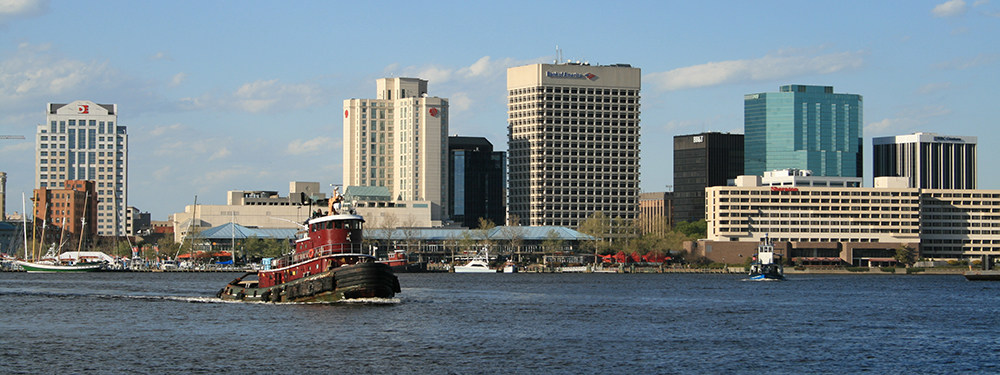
(646, 48, 865, 92)
(932, 53, 996, 70)
(152, 166, 172, 182)
(232, 79, 324, 113)
(865, 105, 952, 135)
(178, 79, 326, 113)
(149, 123, 185, 137)
(455, 56, 522, 79)
(209, 147, 231, 161)
(448, 92, 472, 111)
(154, 138, 232, 159)
(0, 0, 47, 23)
(286, 136, 334, 155)
(197, 166, 258, 187)
(387, 55, 546, 87)
(0, 42, 153, 115)
(169, 72, 187, 87)
(461, 56, 493, 77)
(149, 51, 172, 61)
(916, 82, 952, 95)
(663, 115, 726, 133)
(933, 0, 968, 17)
(974, 0, 989, 6)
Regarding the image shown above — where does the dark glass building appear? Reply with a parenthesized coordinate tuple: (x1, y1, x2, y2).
(673, 132, 744, 224)
(448, 136, 506, 228)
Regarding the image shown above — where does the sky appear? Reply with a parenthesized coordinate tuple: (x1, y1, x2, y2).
(1, 0, 998, 221)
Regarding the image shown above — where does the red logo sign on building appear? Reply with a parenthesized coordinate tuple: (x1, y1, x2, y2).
(78, 105, 89, 114)
(344, 110, 349, 118)
(429, 108, 438, 117)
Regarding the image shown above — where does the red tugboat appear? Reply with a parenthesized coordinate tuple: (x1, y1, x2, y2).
(218, 188, 400, 302)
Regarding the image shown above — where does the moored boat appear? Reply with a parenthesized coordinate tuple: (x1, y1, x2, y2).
(454, 248, 496, 273)
(13, 245, 105, 273)
(14, 259, 104, 273)
(502, 260, 518, 273)
(748, 236, 785, 281)
(964, 270, 1000, 281)
(217, 188, 399, 302)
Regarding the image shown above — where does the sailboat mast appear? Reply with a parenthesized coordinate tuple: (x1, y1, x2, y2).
(22, 192, 28, 260)
(231, 211, 236, 266)
(77, 191, 90, 255)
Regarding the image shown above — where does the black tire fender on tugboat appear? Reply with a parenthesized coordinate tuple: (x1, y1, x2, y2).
(236, 290, 245, 300)
(261, 290, 271, 302)
(216, 288, 225, 298)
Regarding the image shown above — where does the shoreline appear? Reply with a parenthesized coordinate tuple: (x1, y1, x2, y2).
(0, 266, 973, 275)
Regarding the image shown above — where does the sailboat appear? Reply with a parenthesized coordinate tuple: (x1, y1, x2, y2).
(14, 191, 104, 273)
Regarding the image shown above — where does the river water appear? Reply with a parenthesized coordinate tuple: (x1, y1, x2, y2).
(1, 271, 997, 374)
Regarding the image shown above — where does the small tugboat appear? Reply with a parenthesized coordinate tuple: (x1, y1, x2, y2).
(218, 188, 400, 302)
(748, 235, 785, 281)
(378, 249, 427, 273)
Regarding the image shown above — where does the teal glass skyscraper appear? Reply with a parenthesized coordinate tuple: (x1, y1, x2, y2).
(744, 85, 862, 177)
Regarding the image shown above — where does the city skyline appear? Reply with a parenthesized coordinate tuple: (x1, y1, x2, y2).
(1, 1, 998, 221)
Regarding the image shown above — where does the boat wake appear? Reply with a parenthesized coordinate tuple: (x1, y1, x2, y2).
(742, 278, 784, 282)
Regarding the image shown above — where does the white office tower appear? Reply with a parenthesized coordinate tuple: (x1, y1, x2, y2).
(36, 101, 128, 236)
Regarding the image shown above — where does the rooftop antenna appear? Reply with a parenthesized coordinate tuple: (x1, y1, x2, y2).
(555, 46, 563, 64)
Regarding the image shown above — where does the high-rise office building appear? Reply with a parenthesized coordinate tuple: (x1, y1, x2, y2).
(36, 101, 128, 236)
(673, 132, 744, 223)
(344, 78, 449, 220)
(744, 85, 862, 178)
(448, 136, 506, 228)
(507, 62, 641, 227)
(873, 132, 977, 189)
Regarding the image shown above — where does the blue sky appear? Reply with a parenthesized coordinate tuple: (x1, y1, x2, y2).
(1, 0, 998, 221)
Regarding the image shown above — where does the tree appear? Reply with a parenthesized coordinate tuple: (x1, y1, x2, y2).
(578, 211, 612, 254)
(476, 218, 496, 251)
(242, 235, 289, 260)
(541, 229, 564, 255)
(894, 244, 914, 266)
(499, 217, 525, 261)
(674, 220, 707, 239)
(156, 237, 179, 259)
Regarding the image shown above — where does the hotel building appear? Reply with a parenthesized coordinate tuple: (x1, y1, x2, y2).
(873, 132, 977, 189)
(344, 78, 449, 220)
(693, 174, 1000, 265)
(507, 62, 641, 227)
(744, 85, 862, 178)
(36, 101, 128, 236)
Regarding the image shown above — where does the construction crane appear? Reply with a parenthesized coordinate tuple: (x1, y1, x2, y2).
(1, 135, 26, 139)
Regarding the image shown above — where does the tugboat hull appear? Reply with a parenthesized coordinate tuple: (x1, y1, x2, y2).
(219, 262, 400, 303)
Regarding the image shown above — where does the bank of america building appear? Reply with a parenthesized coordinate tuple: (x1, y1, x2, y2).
(36, 101, 128, 236)
(507, 63, 641, 227)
